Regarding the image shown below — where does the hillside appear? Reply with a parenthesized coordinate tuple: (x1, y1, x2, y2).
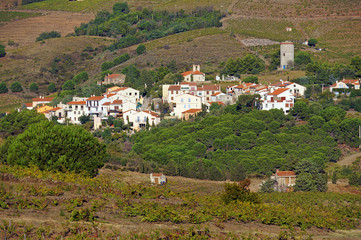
(1, 165, 361, 239)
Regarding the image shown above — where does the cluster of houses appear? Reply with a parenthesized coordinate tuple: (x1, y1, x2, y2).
(21, 62, 361, 131)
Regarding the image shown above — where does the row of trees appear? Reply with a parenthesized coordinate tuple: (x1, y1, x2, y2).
(74, 3, 224, 51)
(36, 31, 61, 42)
(220, 54, 265, 76)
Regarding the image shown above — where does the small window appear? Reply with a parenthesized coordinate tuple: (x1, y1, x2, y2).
(181, 98, 183, 102)
(184, 104, 186, 109)
(171, 97, 174, 100)
(188, 105, 190, 108)
(188, 98, 191, 102)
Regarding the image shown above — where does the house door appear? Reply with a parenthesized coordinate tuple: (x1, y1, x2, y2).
(155, 178, 159, 184)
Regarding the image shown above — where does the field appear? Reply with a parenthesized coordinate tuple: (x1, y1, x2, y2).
(0, 164, 361, 239)
(0, 94, 23, 112)
(0, 11, 94, 47)
(0, 11, 41, 27)
(19, 0, 233, 13)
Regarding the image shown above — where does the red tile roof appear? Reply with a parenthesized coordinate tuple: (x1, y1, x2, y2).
(182, 108, 202, 114)
(276, 171, 296, 177)
(50, 107, 62, 111)
(152, 173, 164, 177)
(208, 101, 225, 106)
(25, 103, 33, 107)
(102, 102, 111, 106)
(33, 97, 54, 102)
(181, 82, 197, 86)
(203, 85, 220, 91)
(112, 100, 123, 105)
(168, 85, 181, 91)
(268, 88, 289, 95)
(212, 92, 222, 96)
(143, 110, 159, 117)
(105, 74, 123, 79)
(87, 96, 104, 101)
(181, 70, 204, 77)
(67, 101, 86, 105)
(107, 93, 116, 98)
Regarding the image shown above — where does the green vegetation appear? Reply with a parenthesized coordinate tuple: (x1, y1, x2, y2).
(0, 45, 5, 58)
(29, 82, 38, 92)
(225, 19, 302, 41)
(10, 82, 22, 93)
(72, 71, 88, 84)
(36, 31, 61, 42)
(100, 53, 130, 71)
(3, 121, 106, 176)
(0, 11, 41, 25)
(75, 3, 224, 51)
(47, 83, 56, 93)
(136, 44, 146, 55)
(0, 82, 8, 94)
(221, 54, 265, 76)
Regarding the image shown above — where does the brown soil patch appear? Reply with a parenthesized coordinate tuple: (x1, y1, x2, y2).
(0, 11, 94, 47)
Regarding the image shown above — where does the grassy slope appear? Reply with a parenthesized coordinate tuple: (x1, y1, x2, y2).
(0, 11, 41, 27)
(0, 165, 361, 239)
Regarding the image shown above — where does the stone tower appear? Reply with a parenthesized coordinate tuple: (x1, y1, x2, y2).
(280, 42, 294, 70)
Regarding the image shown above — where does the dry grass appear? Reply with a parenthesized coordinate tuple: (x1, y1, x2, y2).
(0, 93, 23, 112)
(258, 70, 306, 84)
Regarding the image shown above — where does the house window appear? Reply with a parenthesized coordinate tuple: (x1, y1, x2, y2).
(286, 104, 289, 107)
(75, 106, 78, 110)
(130, 93, 132, 95)
(137, 116, 140, 122)
(188, 105, 190, 108)
(181, 98, 183, 102)
(188, 98, 191, 102)
(144, 116, 147, 122)
(171, 97, 174, 100)
(207, 91, 209, 94)
(207, 97, 209, 100)
(171, 91, 173, 94)
(184, 105, 186, 108)
(88, 107, 90, 111)
(176, 91, 178, 94)
(135, 92, 137, 95)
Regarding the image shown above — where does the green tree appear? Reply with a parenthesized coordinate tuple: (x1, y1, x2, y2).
(48, 83, 56, 93)
(0, 110, 47, 137)
(294, 172, 315, 191)
(73, 72, 89, 84)
(29, 82, 38, 92)
(242, 76, 258, 83)
(164, 160, 178, 176)
(6, 121, 106, 177)
(0, 44, 5, 58)
(350, 56, 361, 77)
(10, 82, 22, 92)
(113, 2, 129, 14)
(62, 80, 75, 91)
(136, 44, 146, 55)
(101, 61, 114, 71)
(290, 101, 309, 120)
(0, 82, 8, 93)
(36, 31, 61, 42)
(222, 178, 260, 204)
(229, 164, 247, 181)
(308, 38, 317, 47)
(259, 179, 275, 193)
(79, 115, 91, 124)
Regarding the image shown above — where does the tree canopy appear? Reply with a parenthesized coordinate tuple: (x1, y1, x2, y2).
(5, 121, 106, 177)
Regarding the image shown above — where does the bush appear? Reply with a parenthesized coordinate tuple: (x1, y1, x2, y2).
(222, 179, 260, 204)
(0, 82, 8, 93)
(10, 81, 23, 92)
(36, 31, 61, 42)
(0, 45, 6, 58)
(242, 75, 258, 83)
(308, 38, 317, 47)
(62, 80, 75, 91)
(101, 61, 114, 71)
(29, 82, 38, 92)
(48, 83, 56, 93)
(136, 44, 146, 55)
(73, 72, 88, 84)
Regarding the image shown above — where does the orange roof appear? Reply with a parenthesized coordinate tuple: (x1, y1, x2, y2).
(67, 101, 86, 105)
(33, 97, 54, 102)
(105, 74, 123, 79)
(268, 88, 289, 95)
(208, 101, 225, 106)
(276, 171, 296, 177)
(25, 103, 33, 107)
(107, 93, 116, 98)
(181, 82, 197, 86)
(87, 96, 104, 101)
(102, 102, 111, 106)
(181, 70, 204, 77)
(111, 100, 123, 105)
(182, 108, 202, 114)
(169, 85, 181, 91)
(143, 110, 159, 117)
(202, 85, 219, 91)
(111, 87, 129, 92)
(280, 42, 294, 45)
(152, 173, 164, 177)
(211, 92, 222, 96)
(50, 107, 62, 111)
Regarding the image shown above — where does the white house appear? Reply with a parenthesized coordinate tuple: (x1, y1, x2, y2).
(329, 79, 361, 92)
(32, 96, 54, 108)
(123, 109, 161, 130)
(270, 80, 306, 98)
(106, 87, 140, 103)
(150, 173, 167, 185)
(262, 88, 294, 114)
(86, 96, 110, 118)
(165, 83, 221, 104)
(181, 64, 205, 82)
(66, 100, 87, 124)
(172, 93, 202, 118)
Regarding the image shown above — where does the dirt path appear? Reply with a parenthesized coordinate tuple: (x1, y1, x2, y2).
(337, 152, 361, 166)
(0, 10, 94, 47)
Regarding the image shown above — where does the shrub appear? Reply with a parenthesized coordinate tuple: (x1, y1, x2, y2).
(0, 45, 5, 58)
(48, 83, 56, 93)
(73, 72, 88, 84)
(29, 82, 38, 92)
(36, 31, 61, 42)
(62, 80, 75, 91)
(136, 44, 146, 55)
(222, 179, 260, 204)
(10, 81, 22, 92)
(0, 82, 8, 93)
(101, 61, 114, 71)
